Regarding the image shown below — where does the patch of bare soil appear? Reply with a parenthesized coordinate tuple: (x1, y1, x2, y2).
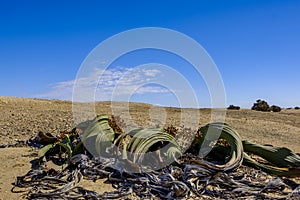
(0, 96, 300, 199)
(0, 147, 34, 200)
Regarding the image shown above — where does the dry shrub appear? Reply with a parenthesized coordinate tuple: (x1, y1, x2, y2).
(163, 124, 178, 137)
(108, 115, 125, 134)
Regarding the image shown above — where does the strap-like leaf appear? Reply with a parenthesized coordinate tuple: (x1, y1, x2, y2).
(196, 122, 244, 172)
(243, 152, 300, 177)
(38, 144, 54, 158)
(82, 115, 115, 157)
(113, 128, 182, 165)
(37, 132, 57, 144)
(243, 140, 300, 168)
(56, 142, 72, 162)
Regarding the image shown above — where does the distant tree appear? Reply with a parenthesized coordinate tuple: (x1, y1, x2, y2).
(227, 105, 240, 110)
(269, 105, 281, 112)
(251, 99, 270, 112)
(295, 106, 300, 110)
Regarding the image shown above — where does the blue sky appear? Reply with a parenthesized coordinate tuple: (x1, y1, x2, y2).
(1, 0, 299, 108)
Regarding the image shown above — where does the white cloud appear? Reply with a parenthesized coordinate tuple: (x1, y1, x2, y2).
(35, 66, 169, 101)
(142, 69, 161, 77)
(135, 86, 169, 94)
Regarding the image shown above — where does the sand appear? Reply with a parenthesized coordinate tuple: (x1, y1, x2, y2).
(0, 96, 299, 199)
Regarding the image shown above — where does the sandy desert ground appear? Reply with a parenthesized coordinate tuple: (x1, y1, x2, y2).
(0, 96, 300, 199)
